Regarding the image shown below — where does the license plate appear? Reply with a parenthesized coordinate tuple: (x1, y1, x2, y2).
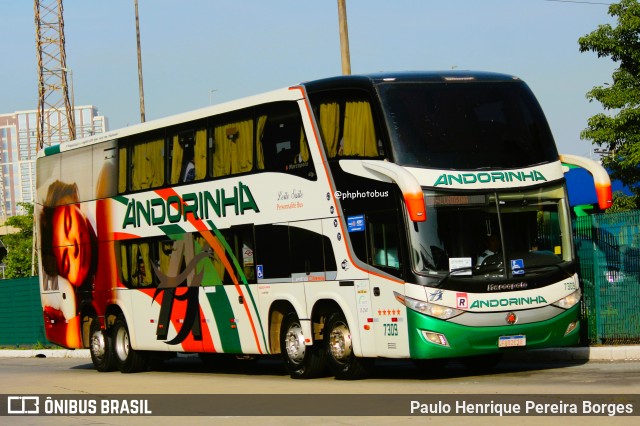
(499, 335, 526, 348)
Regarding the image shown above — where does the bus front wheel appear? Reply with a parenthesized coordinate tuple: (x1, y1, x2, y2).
(280, 311, 325, 379)
(113, 316, 148, 373)
(89, 318, 115, 372)
(324, 312, 372, 380)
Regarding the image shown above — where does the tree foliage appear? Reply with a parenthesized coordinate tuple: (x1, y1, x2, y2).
(609, 191, 639, 213)
(2, 203, 35, 279)
(579, 0, 640, 208)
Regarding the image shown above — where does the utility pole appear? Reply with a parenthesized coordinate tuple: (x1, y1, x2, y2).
(135, 0, 146, 122)
(337, 0, 351, 75)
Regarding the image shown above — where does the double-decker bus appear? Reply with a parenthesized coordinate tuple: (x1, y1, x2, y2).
(36, 71, 611, 379)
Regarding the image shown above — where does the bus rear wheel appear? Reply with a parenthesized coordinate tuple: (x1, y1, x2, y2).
(324, 312, 372, 380)
(113, 316, 148, 373)
(89, 318, 115, 372)
(280, 311, 325, 379)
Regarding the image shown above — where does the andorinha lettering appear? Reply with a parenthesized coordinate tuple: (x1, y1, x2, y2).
(433, 170, 547, 187)
(122, 182, 259, 229)
(470, 296, 547, 309)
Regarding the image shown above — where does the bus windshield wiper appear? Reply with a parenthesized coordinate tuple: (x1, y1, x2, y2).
(435, 264, 502, 286)
(521, 262, 573, 278)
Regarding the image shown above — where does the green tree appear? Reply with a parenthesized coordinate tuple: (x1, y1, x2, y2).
(609, 191, 638, 212)
(579, 0, 640, 209)
(2, 203, 35, 278)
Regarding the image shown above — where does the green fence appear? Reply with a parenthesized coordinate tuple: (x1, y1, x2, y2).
(0, 276, 47, 346)
(575, 210, 640, 345)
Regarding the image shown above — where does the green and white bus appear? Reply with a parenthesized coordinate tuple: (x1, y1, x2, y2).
(36, 71, 611, 379)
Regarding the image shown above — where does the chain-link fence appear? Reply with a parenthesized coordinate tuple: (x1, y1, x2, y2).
(575, 210, 640, 345)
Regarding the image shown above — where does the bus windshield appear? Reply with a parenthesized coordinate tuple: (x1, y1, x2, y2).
(378, 81, 558, 169)
(408, 183, 573, 281)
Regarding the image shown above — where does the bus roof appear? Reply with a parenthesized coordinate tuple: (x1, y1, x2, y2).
(301, 70, 522, 92)
(37, 70, 522, 158)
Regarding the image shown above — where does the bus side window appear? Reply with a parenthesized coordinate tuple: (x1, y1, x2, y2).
(371, 224, 400, 269)
(258, 102, 315, 180)
(130, 135, 165, 191)
(220, 226, 256, 285)
(169, 127, 207, 184)
(368, 212, 402, 276)
(254, 224, 291, 282)
(290, 224, 325, 280)
(193, 234, 223, 286)
(314, 95, 383, 160)
(318, 102, 341, 158)
(340, 101, 378, 158)
(323, 233, 338, 280)
(211, 115, 255, 177)
(119, 241, 156, 288)
(118, 145, 128, 194)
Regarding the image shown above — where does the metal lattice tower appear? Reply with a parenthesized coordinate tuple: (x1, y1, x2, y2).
(34, 0, 75, 150)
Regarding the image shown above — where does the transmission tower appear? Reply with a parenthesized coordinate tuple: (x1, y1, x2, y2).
(34, 0, 75, 150)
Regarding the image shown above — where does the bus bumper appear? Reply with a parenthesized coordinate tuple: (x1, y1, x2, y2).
(407, 305, 581, 359)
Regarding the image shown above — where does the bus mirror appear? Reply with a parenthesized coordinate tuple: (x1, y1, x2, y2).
(404, 191, 427, 222)
(559, 154, 612, 210)
(362, 160, 427, 222)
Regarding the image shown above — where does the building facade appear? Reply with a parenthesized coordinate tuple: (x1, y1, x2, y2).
(0, 106, 107, 219)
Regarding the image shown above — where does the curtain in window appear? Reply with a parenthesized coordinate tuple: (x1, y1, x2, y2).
(159, 241, 173, 274)
(120, 245, 129, 282)
(131, 138, 164, 190)
(256, 115, 267, 170)
(299, 128, 309, 162)
(170, 135, 183, 184)
(343, 101, 378, 157)
(212, 119, 254, 177)
(194, 129, 207, 180)
(118, 146, 127, 193)
(319, 103, 340, 158)
(131, 243, 153, 287)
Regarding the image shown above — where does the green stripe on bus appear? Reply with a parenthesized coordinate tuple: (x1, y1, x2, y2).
(208, 220, 269, 351)
(205, 290, 242, 353)
(113, 195, 129, 206)
(159, 224, 185, 236)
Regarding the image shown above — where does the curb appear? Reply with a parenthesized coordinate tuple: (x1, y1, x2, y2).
(0, 349, 90, 358)
(1, 347, 640, 362)
(503, 346, 640, 362)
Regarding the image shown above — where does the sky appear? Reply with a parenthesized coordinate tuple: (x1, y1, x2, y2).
(0, 0, 619, 156)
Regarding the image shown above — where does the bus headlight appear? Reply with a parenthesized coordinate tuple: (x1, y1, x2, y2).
(394, 292, 464, 320)
(551, 288, 581, 310)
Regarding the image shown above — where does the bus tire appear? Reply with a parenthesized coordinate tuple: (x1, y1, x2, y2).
(113, 315, 148, 373)
(324, 311, 372, 380)
(280, 311, 326, 379)
(89, 318, 116, 372)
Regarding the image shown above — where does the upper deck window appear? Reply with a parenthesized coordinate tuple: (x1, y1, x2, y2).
(310, 90, 384, 160)
(170, 128, 207, 184)
(378, 81, 558, 169)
